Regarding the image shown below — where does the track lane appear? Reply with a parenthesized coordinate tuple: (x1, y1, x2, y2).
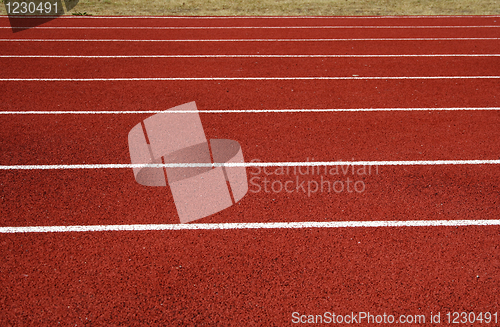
(1, 164, 499, 227)
(1, 111, 500, 165)
(1, 56, 499, 78)
(1, 27, 499, 39)
(1, 227, 499, 325)
(2, 39, 499, 56)
(1, 79, 498, 110)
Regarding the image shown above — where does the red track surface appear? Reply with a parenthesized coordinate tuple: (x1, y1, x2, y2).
(1, 15, 499, 326)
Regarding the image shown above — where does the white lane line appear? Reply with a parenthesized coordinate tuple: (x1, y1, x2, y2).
(1, 160, 500, 170)
(1, 25, 500, 29)
(2, 220, 500, 233)
(1, 76, 499, 81)
(1, 54, 499, 58)
(2, 107, 500, 115)
(1, 37, 499, 42)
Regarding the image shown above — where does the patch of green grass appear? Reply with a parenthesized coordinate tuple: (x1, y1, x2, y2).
(1, 0, 499, 16)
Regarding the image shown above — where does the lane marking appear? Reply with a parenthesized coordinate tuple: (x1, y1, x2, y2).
(1, 160, 500, 170)
(1, 25, 500, 29)
(1, 76, 499, 81)
(2, 107, 500, 115)
(2, 220, 500, 233)
(1, 54, 499, 58)
(1, 37, 498, 42)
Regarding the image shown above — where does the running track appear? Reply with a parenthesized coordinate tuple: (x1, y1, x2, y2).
(0, 15, 499, 325)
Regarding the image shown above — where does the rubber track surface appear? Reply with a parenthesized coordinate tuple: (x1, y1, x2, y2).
(0, 15, 499, 326)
